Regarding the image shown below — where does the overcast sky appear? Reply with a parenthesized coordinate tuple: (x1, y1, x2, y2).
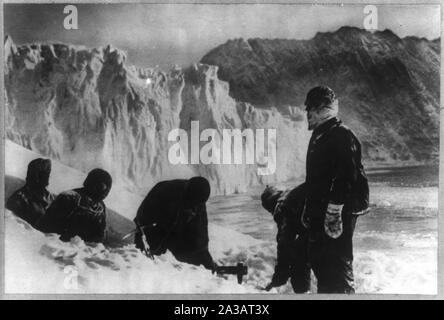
(4, 3, 441, 69)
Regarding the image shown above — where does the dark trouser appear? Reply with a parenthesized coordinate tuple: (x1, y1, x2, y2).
(289, 234, 311, 293)
(273, 232, 311, 293)
(308, 213, 357, 294)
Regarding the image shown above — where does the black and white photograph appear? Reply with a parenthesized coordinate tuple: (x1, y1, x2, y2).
(1, 1, 441, 296)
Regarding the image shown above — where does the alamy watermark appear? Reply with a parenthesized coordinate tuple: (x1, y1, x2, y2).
(363, 5, 378, 30)
(168, 121, 277, 175)
(61, 4, 378, 178)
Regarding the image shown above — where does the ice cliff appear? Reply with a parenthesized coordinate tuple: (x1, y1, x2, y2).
(4, 36, 309, 195)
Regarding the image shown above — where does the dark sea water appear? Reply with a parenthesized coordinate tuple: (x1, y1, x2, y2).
(366, 164, 438, 187)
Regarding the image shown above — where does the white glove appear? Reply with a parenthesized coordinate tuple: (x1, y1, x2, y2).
(324, 203, 344, 239)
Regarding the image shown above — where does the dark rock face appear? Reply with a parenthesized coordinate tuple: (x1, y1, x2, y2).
(201, 27, 440, 163)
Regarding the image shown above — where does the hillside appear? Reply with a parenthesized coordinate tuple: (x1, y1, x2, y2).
(201, 27, 440, 163)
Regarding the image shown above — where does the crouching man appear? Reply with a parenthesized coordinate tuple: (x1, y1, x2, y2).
(261, 183, 311, 293)
(134, 176, 216, 270)
(37, 168, 112, 243)
(7, 158, 56, 228)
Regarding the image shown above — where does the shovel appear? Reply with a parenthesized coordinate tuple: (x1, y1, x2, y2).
(216, 262, 248, 284)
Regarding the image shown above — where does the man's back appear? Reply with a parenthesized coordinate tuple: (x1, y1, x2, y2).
(305, 117, 363, 222)
(6, 185, 55, 227)
(136, 179, 188, 228)
(135, 178, 214, 269)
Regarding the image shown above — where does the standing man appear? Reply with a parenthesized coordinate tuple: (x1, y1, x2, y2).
(7, 158, 55, 228)
(134, 176, 216, 270)
(38, 168, 112, 243)
(304, 86, 369, 294)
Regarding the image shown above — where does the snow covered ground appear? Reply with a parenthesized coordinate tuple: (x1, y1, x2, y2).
(4, 140, 438, 294)
(4, 140, 274, 294)
(4, 210, 271, 294)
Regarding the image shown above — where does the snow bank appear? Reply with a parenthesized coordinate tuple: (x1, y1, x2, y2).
(354, 248, 437, 294)
(4, 141, 277, 293)
(4, 140, 437, 294)
(5, 209, 436, 294)
(5, 210, 270, 294)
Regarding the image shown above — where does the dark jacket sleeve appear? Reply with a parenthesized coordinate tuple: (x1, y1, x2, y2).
(6, 190, 28, 221)
(173, 204, 211, 252)
(99, 206, 107, 242)
(78, 202, 107, 243)
(90, 207, 107, 243)
(170, 204, 215, 269)
(136, 183, 176, 228)
(328, 128, 358, 205)
(272, 200, 298, 285)
(135, 185, 172, 254)
(37, 192, 77, 234)
(62, 197, 107, 243)
(190, 203, 210, 249)
(184, 219, 215, 270)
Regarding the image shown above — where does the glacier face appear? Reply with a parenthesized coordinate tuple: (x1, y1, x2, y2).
(4, 36, 309, 195)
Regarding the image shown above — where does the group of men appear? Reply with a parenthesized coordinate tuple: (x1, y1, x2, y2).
(6, 160, 216, 271)
(261, 86, 369, 293)
(6, 86, 368, 294)
(7, 161, 112, 243)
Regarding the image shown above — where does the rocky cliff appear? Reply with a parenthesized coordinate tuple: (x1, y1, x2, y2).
(4, 36, 309, 195)
(201, 26, 440, 163)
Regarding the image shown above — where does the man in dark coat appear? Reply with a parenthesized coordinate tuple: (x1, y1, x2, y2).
(37, 168, 112, 243)
(261, 183, 311, 293)
(304, 86, 368, 294)
(7, 158, 56, 228)
(134, 176, 216, 270)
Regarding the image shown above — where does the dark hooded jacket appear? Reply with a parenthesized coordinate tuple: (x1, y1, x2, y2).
(305, 117, 367, 229)
(6, 158, 55, 227)
(261, 183, 309, 288)
(135, 179, 214, 269)
(37, 188, 107, 243)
